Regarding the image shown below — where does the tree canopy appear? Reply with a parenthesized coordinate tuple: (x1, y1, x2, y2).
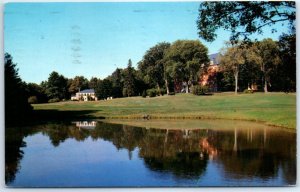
(165, 40, 209, 93)
(45, 71, 68, 100)
(197, 1, 296, 42)
(68, 76, 89, 95)
(123, 59, 136, 97)
(5, 53, 32, 125)
(219, 43, 247, 94)
(138, 42, 170, 94)
(247, 38, 281, 92)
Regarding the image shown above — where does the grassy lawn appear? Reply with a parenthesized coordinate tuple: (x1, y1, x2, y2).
(33, 92, 296, 129)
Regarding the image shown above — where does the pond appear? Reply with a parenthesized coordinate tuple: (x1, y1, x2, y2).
(5, 120, 296, 187)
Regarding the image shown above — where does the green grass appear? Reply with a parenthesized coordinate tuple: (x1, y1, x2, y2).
(33, 92, 296, 129)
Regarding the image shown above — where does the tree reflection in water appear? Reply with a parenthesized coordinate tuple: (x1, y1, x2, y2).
(5, 120, 296, 185)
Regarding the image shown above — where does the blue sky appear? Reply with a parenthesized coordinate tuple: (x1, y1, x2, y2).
(4, 2, 290, 84)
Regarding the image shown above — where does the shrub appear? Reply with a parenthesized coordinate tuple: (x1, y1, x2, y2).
(48, 98, 60, 103)
(243, 89, 254, 94)
(142, 90, 147, 98)
(191, 85, 208, 95)
(160, 88, 166, 96)
(168, 92, 175, 95)
(146, 89, 157, 97)
(28, 96, 38, 104)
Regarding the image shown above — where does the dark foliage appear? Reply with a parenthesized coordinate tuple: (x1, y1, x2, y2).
(45, 71, 68, 100)
(197, 1, 295, 42)
(95, 79, 113, 100)
(5, 53, 33, 125)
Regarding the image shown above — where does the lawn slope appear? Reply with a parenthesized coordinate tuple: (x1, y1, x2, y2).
(33, 93, 296, 129)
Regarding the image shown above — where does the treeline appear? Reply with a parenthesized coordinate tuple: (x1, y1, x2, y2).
(216, 34, 296, 94)
(5, 34, 296, 108)
(9, 40, 210, 104)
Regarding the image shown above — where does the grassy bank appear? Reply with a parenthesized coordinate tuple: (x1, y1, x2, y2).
(33, 92, 296, 129)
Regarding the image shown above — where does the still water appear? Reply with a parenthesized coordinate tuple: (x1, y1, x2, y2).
(5, 120, 296, 187)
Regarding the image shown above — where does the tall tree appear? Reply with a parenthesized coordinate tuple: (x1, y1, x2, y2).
(276, 33, 296, 92)
(5, 53, 32, 125)
(197, 1, 296, 42)
(247, 39, 281, 93)
(89, 77, 100, 90)
(138, 42, 171, 95)
(45, 71, 68, 100)
(219, 43, 247, 94)
(165, 40, 209, 93)
(123, 59, 136, 97)
(68, 76, 89, 95)
(108, 68, 123, 98)
(95, 79, 113, 100)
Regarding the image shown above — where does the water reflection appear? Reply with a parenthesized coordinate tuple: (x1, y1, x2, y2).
(5, 120, 296, 186)
(73, 121, 97, 129)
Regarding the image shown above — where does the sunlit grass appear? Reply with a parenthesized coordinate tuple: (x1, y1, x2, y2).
(33, 92, 296, 129)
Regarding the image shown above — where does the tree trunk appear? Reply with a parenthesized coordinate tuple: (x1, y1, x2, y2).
(264, 79, 268, 93)
(234, 71, 238, 94)
(185, 81, 189, 93)
(165, 79, 170, 95)
(157, 83, 161, 96)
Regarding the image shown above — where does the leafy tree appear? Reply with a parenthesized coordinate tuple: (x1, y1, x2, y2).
(26, 83, 48, 103)
(219, 43, 247, 94)
(247, 39, 281, 93)
(197, 1, 296, 42)
(5, 53, 32, 125)
(239, 58, 261, 91)
(107, 68, 123, 98)
(95, 79, 113, 100)
(45, 71, 68, 100)
(68, 76, 89, 95)
(165, 40, 209, 93)
(88, 77, 100, 90)
(123, 59, 136, 97)
(138, 42, 171, 95)
(275, 33, 296, 92)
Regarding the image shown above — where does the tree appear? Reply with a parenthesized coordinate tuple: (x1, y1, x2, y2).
(107, 68, 123, 98)
(247, 39, 281, 93)
(68, 76, 89, 95)
(197, 1, 296, 42)
(238, 58, 261, 91)
(95, 79, 113, 100)
(45, 71, 68, 100)
(89, 77, 100, 90)
(138, 42, 171, 95)
(123, 59, 136, 97)
(26, 83, 48, 103)
(219, 43, 247, 94)
(165, 40, 209, 93)
(275, 33, 296, 92)
(5, 53, 32, 125)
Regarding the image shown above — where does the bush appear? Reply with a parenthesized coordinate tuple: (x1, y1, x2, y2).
(48, 98, 60, 103)
(168, 92, 175, 95)
(28, 96, 38, 104)
(142, 90, 147, 98)
(160, 88, 167, 96)
(146, 89, 157, 97)
(191, 85, 208, 95)
(243, 89, 254, 94)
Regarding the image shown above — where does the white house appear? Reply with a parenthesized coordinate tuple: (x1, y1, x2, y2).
(71, 89, 98, 101)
